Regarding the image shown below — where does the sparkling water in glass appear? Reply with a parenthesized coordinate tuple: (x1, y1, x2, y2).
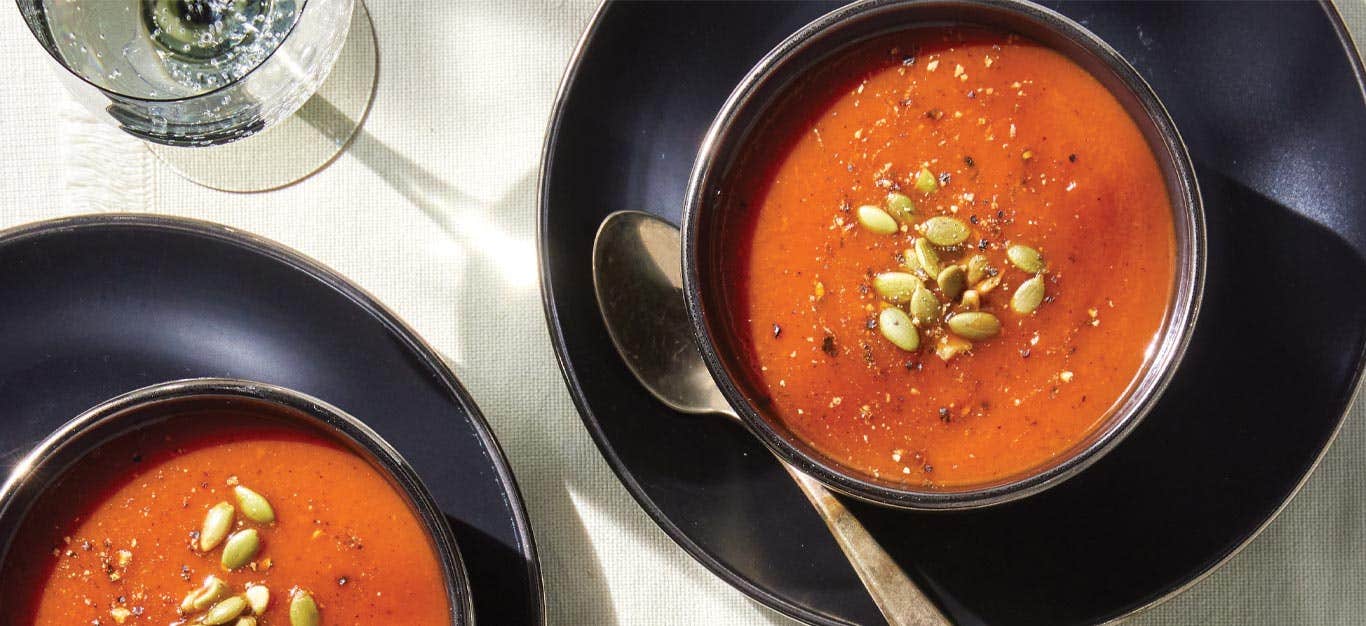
(18, 0, 353, 146)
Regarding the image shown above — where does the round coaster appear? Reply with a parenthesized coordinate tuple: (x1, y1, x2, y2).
(147, 1, 377, 192)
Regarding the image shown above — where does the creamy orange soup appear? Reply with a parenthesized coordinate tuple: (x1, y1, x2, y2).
(721, 27, 1174, 487)
(1, 414, 451, 625)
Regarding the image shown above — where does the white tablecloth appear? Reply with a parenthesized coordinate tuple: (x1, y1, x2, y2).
(1, 2, 1362, 624)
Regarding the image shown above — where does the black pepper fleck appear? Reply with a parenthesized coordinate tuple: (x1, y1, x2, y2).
(772, 323, 782, 338)
(977, 238, 989, 250)
(1068, 153, 1077, 163)
(821, 335, 838, 357)
(969, 215, 979, 224)
(964, 155, 975, 167)
(865, 318, 877, 330)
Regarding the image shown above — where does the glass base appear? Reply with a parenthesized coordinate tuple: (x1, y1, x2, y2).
(147, 1, 377, 192)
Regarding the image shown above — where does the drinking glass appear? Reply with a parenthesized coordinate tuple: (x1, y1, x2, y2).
(16, 0, 364, 189)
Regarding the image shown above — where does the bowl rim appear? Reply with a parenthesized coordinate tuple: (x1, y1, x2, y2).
(682, 0, 1206, 510)
(0, 377, 476, 624)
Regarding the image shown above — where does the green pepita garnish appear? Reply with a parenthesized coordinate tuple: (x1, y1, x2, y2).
(200, 501, 235, 552)
(922, 216, 970, 247)
(901, 248, 923, 275)
(914, 167, 938, 193)
(960, 290, 981, 311)
(885, 192, 915, 220)
(233, 485, 275, 524)
(1006, 244, 1045, 273)
(913, 238, 942, 276)
(245, 584, 270, 615)
(201, 596, 247, 626)
(878, 307, 920, 351)
(937, 265, 967, 302)
(234, 618, 258, 626)
(220, 529, 260, 571)
(873, 272, 921, 304)
(181, 575, 229, 613)
(289, 589, 321, 626)
(1011, 275, 1046, 314)
(857, 205, 899, 235)
(910, 285, 941, 326)
(947, 311, 1002, 340)
(965, 254, 989, 284)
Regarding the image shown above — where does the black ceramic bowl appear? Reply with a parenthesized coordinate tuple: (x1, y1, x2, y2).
(683, 0, 1205, 510)
(0, 378, 475, 624)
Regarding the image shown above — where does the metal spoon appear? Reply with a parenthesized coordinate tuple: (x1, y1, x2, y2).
(592, 210, 951, 626)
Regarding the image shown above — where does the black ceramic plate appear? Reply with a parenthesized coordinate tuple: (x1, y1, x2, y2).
(540, 2, 1366, 624)
(0, 215, 544, 625)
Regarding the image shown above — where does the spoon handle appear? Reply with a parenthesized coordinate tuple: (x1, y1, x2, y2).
(783, 463, 952, 626)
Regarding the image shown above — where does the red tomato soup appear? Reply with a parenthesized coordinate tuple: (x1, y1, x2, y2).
(720, 27, 1175, 488)
(0, 414, 451, 625)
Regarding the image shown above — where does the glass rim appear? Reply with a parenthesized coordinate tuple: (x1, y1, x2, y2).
(16, 0, 317, 104)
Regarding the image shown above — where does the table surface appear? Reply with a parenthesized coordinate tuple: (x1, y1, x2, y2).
(2, 1, 1362, 624)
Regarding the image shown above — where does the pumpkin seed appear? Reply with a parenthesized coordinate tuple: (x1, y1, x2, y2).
(913, 238, 942, 276)
(245, 584, 270, 615)
(873, 272, 921, 304)
(935, 334, 973, 362)
(857, 205, 898, 235)
(200, 502, 235, 552)
(1011, 275, 1046, 314)
(937, 265, 967, 302)
(901, 248, 923, 275)
(961, 290, 981, 311)
(878, 307, 920, 351)
(910, 285, 941, 326)
(235, 618, 257, 626)
(201, 596, 247, 625)
(1007, 244, 1045, 273)
(974, 274, 1001, 294)
(885, 192, 915, 220)
(915, 167, 938, 193)
(290, 589, 321, 626)
(966, 254, 989, 284)
(947, 312, 1001, 340)
(220, 529, 260, 571)
(922, 216, 970, 246)
(181, 575, 229, 613)
(233, 486, 275, 524)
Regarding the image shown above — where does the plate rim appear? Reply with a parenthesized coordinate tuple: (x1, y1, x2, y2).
(0, 212, 548, 626)
(1100, 0, 1366, 622)
(538, 1, 1366, 625)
